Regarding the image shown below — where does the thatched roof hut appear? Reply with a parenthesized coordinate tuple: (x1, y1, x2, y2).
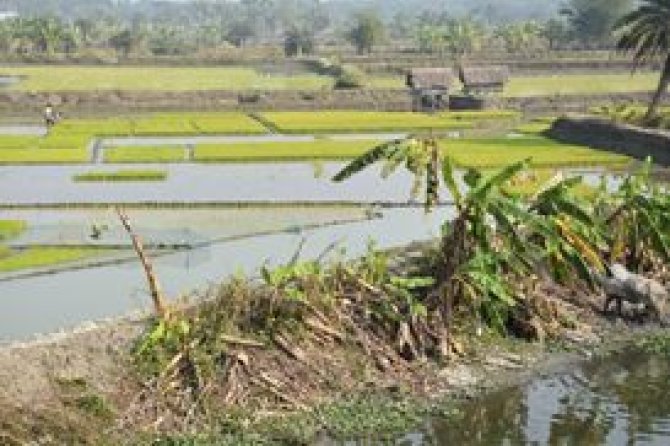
(458, 65, 510, 93)
(406, 68, 454, 90)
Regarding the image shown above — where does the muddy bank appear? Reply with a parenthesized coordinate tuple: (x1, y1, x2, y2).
(546, 116, 670, 167)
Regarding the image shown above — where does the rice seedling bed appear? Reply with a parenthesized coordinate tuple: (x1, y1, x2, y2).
(194, 140, 382, 162)
(73, 169, 168, 182)
(0, 220, 27, 241)
(0, 247, 105, 273)
(0, 148, 88, 164)
(0, 135, 41, 149)
(440, 136, 631, 169)
(260, 111, 481, 133)
(104, 146, 186, 163)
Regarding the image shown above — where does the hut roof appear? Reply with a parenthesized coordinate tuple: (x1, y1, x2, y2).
(407, 68, 454, 89)
(459, 65, 510, 87)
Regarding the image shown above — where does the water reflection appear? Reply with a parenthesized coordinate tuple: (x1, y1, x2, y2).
(429, 351, 670, 445)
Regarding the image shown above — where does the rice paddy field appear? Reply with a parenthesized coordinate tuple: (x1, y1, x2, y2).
(259, 110, 519, 133)
(0, 66, 334, 91)
(440, 136, 630, 169)
(0, 66, 660, 97)
(503, 73, 662, 97)
(0, 111, 631, 168)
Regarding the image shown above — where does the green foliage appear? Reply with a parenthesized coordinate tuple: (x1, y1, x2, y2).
(347, 11, 385, 54)
(333, 134, 661, 335)
(636, 333, 670, 355)
(560, 0, 633, 44)
(614, 0, 670, 119)
(333, 136, 442, 211)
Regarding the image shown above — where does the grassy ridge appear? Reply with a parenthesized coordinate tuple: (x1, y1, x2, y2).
(73, 169, 168, 182)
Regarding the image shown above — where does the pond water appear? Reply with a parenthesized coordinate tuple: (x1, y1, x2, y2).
(403, 350, 670, 446)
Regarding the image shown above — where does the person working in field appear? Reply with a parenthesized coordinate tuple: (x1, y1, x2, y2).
(43, 103, 62, 131)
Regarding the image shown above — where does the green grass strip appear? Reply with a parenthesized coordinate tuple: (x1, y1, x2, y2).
(73, 169, 168, 182)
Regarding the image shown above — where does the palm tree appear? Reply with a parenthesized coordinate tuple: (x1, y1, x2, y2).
(614, 0, 670, 120)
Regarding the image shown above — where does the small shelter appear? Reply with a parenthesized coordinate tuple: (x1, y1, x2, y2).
(406, 67, 454, 112)
(458, 65, 510, 95)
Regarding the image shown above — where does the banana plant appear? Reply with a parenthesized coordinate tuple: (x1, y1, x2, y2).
(333, 135, 442, 211)
(600, 158, 670, 270)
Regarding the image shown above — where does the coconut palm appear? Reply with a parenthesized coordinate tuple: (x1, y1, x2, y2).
(614, 0, 670, 120)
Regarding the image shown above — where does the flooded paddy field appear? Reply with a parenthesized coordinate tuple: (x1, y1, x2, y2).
(0, 162, 623, 206)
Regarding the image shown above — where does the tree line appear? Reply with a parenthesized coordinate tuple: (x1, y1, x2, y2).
(0, 0, 639, 58)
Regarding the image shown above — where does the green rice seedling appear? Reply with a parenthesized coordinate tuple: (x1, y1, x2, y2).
(440, 136, 631, 168)
(260, 111, 477, 133)
(0, 148, 88, 164)
(0, 220, 27, 241)
(105, 146, 186, 163)
(194, 140, 381, 162)
(0, 247, 104, 272)
(0, 135, 41, 149)
(73, 169, 168, 182)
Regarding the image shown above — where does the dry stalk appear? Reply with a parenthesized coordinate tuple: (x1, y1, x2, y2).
(116, 207, 169, 319)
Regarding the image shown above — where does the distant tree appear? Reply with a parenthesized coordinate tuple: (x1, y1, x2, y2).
(284, 26, 315, 57)
(226, 20, 255, 47)
(560, 0, 633, 47)
(542, 18, 570, 50)
(442, 19, 485, 57)
(496, 21, 542, 54)
(615, 0, 670, 120)
(347, 12, 385, 55)
(73, 18, 95, 47)
(108, 29, 135, 57)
